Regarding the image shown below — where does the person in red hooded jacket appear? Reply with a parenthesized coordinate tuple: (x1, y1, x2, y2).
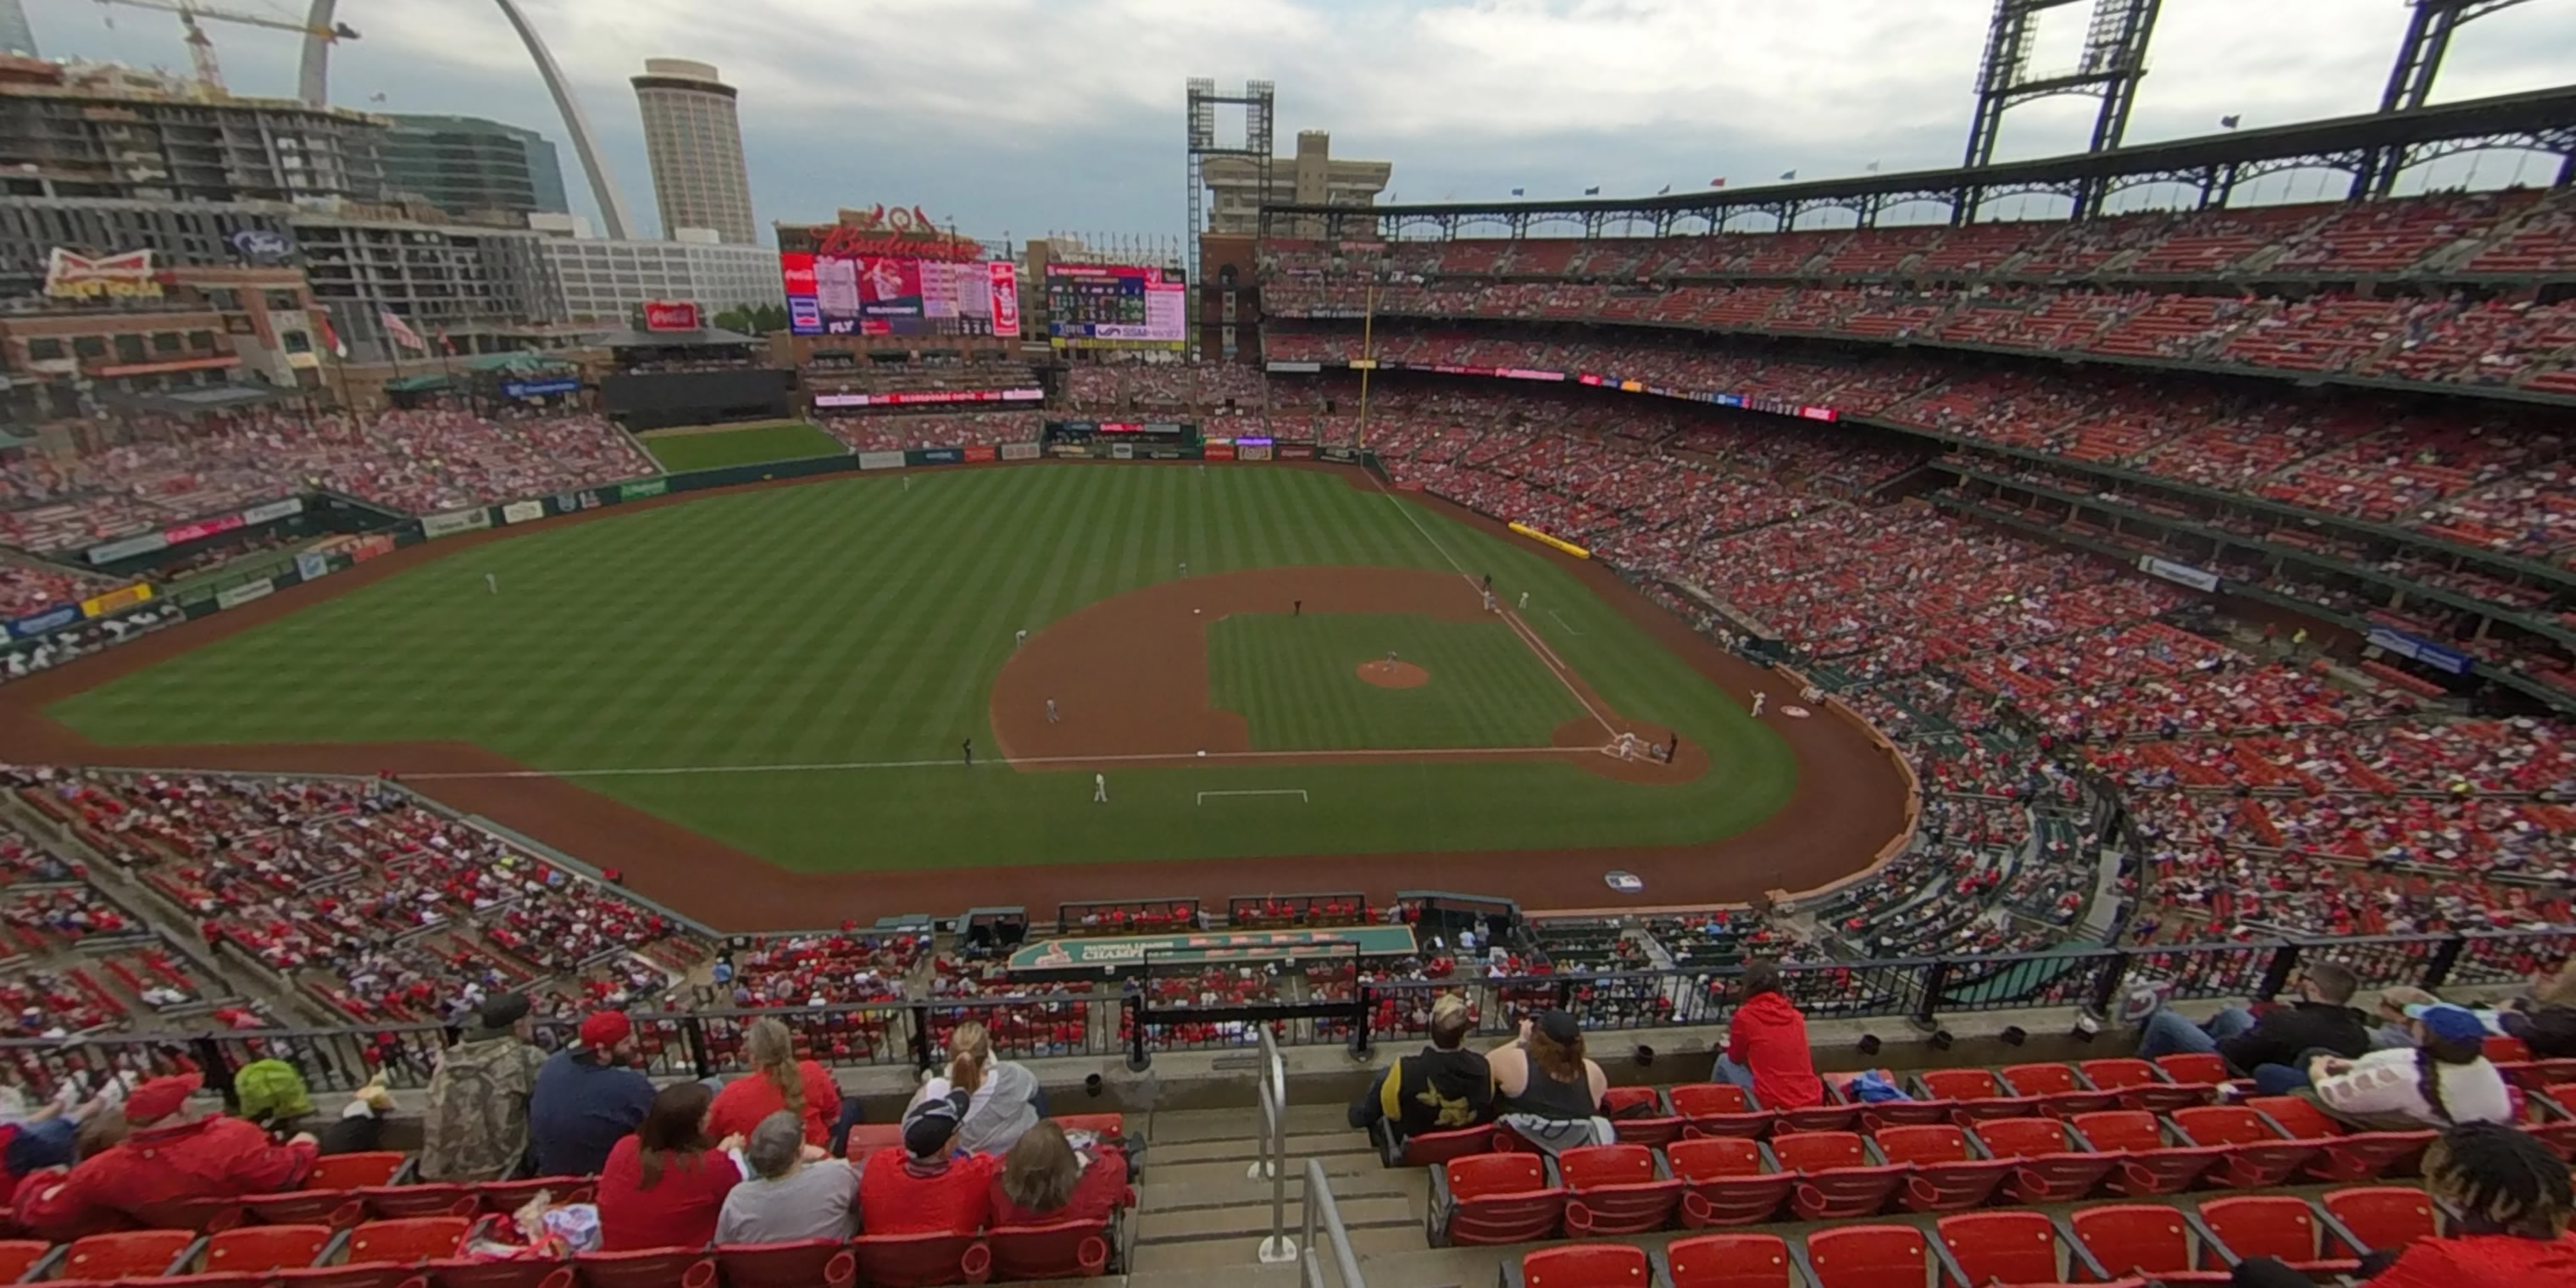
(1712, 961, 1824, 1110)
(14, 1074, 317, 1239)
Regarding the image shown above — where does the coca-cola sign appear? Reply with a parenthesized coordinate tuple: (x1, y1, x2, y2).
(642, 301, 701, 331)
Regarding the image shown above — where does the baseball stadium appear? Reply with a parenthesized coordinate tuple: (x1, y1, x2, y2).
(3, 3, 2576, 1286)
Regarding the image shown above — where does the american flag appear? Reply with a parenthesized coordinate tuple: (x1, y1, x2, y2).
(379, 309, 426, 353)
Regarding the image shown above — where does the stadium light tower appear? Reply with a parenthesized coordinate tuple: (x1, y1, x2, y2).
(1962, 0, 2162, 169)
(1185, 77, 1273, 358)
(2381, 0, 2544, 114)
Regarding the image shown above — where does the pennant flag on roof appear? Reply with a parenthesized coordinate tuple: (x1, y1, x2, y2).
(1583, 186, 1600, 195)
(1779, 169, 1798, 180)
(1510, 187, 1525, 196)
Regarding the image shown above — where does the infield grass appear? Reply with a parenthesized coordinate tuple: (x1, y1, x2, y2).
(52, 466, 1797, 873)
(639, 421, 845, 472)
(1209, 613, 1585, 750)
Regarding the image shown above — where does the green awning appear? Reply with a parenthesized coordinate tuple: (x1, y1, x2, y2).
(382, 375, 453, 392)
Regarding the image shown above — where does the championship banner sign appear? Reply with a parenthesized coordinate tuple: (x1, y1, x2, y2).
(619, 480, 669, 501)
(2367, 626, 2473, 676)
(858, 451, 907, 471)
(80, 583, 154, 619)
(1509, 522, 1591, 560)
(501, 500, 547, 525)
(2136, 555, 2219, 593)
(421, 508, 491, 540)
(215, 578, 275, 610)
(1008, 924, 1418, 970)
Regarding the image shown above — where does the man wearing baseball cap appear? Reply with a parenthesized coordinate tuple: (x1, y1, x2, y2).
(2296, 1002, 2513, 1131)
(16, 1073, 317, 1240)
(531, 1009, 656, 1176)
(853, 1088, 996, 1236)
(421, 992, 547, 1183)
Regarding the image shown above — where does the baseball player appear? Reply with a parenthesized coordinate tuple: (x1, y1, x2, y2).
(1092, 772, 1108, 803)
(1014, 628, 1027, 647)
(1178, 561, 1188, 577)
(1518, 591, 1530, 609)
(1385, 649, 1398, 665)
(962, 738, 974, 767)
(1481, 590, 1496, 613)
(484, 572, 497, 596)
(1046, 698, 1060, 724)
(902, 476, 911, 493)
(1751, 691, 1768, 719)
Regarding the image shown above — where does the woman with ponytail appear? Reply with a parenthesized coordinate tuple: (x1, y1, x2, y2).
(2301, 1002, 2511, 1131)
(708, 1017, 847, 1148)
(910, 1022, 1041, 1157)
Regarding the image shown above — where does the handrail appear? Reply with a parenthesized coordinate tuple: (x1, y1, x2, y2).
(1299, 1158, 1367, 1288)
(1253, 1023, 1294, 1263)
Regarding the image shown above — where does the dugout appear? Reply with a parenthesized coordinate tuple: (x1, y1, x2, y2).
(595, 327, 789, 431)
(1058, 897, 1201, 937)
(1227, 891, 1369, 930)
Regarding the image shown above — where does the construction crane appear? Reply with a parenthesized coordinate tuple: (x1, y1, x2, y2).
(88, 0, 358, 98)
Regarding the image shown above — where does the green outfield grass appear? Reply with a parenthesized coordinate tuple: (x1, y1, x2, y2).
(1209, 613, 1585, 750)
(50, 466, 1798, 873)
(639, 421, 845, 472)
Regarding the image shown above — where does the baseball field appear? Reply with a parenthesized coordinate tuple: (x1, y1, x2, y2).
(5, 463, 1912, 928)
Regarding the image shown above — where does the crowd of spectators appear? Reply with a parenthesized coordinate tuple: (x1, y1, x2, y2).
(1065, 362, 1265, 410)
(819, 413, 1041, 453)
(0, 559, 115, 619)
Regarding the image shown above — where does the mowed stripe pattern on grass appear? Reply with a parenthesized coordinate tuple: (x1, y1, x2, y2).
(1208, 613, 1584, 750)
(640, 422, 847, 473)
(49, 466, 1796, 872)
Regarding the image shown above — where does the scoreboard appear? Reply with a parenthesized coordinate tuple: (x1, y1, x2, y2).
(1045, 264, 1186, 350)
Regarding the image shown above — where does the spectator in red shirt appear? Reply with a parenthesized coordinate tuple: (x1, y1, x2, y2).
(989, 1121, 1129, 1227)
(14, 1074, 315, 1239)
(2232, 1122, 2573, 1287)
(1713, 961, 1824, 1109)
(708, 1018, 852, 1152)
(596, 1082, 743, 1252)
(856, 1089, 993, 1236)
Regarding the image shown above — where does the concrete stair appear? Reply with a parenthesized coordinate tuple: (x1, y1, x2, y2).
(1124, 1102, 1433, 1280)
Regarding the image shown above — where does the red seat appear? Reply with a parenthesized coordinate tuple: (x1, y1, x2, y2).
(844, 1123, 907, 1160)
(986, 1220, 1111, 1281)
(1518, 1243, 1650, 1288)
(1969, 1116, 2119, 1203)
(1773, 1101, 1862, 1134)
(2079, 1058, 2209, 1112)
(1802, 1224, 1927, 1288)
(713, 1239, 857, 1288)
(847, 1233, 989, 1288)
(358, 1185, 478, 1219)
(1935, 1210, 2101, 1287)
(1916, 1069, 2045, 1122)
(1556, 1144, 1680, 1235)
(1665, 1136, 1796, 1228)
(477, 1179, 594, 1214)
(130, 1197, 244, 1233)
(64, 1230, 197, 1280)
(2198, 1196, 2360, 1275)
(2072, 1110, 2228, 1196)
(1432, 1153, 1563, 1246)
(2529, 1083, 2576, 1158)
(2501, 1058, 2576, 1091)
(2320, 1186, 2440, 1253)
(2068, 1204, 2229, 1285)
(1047, 1113, 1124, 1138)
(1380, 1121, 1496, 1167)
(2242, 1095, 2433, 1180)
(2001, 1063, 2118, 1117)
(1767, 1130, 1905, 1219)
(246, 1186, 369, 1229)
(200, 1224, 336, 1275)
(1599, 1087, 1682, 1148)
(308, 1154, 409, 1190)
(2170, 1105, 2322, 1188)
(1668, 1084, 1774, 1139)
(1663, 1234, 1794, 1288)
(0, 1241, 52, 1284)
(2154, 1053, 2235, 1092)
(1852, 1086, 1954, 1130)
(343, 1219, 475, 1264)
(572, 1247, 719, 1288)
(2484, 1035, 2534, 1064)
(425, 1257, 577, 1288)
(1871, 1124, 2012, 1212)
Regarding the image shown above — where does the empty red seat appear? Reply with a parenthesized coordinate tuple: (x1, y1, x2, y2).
(199, 1224, 336, 1276)
(1768, 1130, 1905, 1219)
(1599, 1086, 1682, 1147)
(358, 1183, 478, 1219)
(1431, 1153, 1563, 1246)
(985, 1219, 1112, 1281)
(2073, 1110, 2228, 1196)
(308, 1154, 409, 1190)
(1557, 1144, 1680, 1235)
(2001, 1063, 2118, 1117)
(843, 1123, 906, 1160)
(713, 1239, 856, 1288)
(1665, 1136, 1796, 1227)
(1971, 1116, 2120, 1202)
(2320, 1185, 2441, 1253)
(2080, 1058, 2209, 1112)
(1773, 1100, 1862, 1134)
(1917, 1068, 2046, 1122)
(1517, 1243, 1650, 1288)
(246, 1186, 369, 1229)
(2069, 1203, 2229, 1285)
(572, 1246, 719, 1288)
(1662, 1233, 1795, 1288)
(343, 1218, 474, 1264)
(1668, 1083, 1774, 1139)
(1047, 1113, 1124, 1138)
(1871, 1124, 2013, 1212)
(2500, 1057, 2576, 1091)
(2242, 1094, 2432, 1180)
(2155, 1053, 2235, 1091)
(0, 1241, 51, 1284)
(1936, 1210, 2112, 1287)
(2200, 1195, 2361, 1275)
(846, 1234, 985, 1288)
(2485, 1035, 2534, 1064)
(62, 1230, 197, 1280)
(1803, 1224, 1928, 1288)
(2171, 1105, 2322, 1187)
(2530, 1083, 2576, 1158)
(426, 1255, 577, 1288)
(1376, 1121, 1497, 1167)
(477, 1178, 594, 1213)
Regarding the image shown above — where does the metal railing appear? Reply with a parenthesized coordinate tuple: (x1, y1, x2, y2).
(1299, 1158, 1367, 1288)
(1253, 1024, 1295, 1264)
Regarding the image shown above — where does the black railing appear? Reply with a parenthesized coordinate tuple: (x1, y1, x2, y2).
(7, 929, 2565, 1103)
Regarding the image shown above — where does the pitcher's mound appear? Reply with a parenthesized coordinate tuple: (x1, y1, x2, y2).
(1357, 659, 1430, 689)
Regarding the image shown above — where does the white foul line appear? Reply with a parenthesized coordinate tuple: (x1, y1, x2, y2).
(396, 743, 1590, 782)
(1196, 789, 1310, 803)
(1547, 609, 1585, 636)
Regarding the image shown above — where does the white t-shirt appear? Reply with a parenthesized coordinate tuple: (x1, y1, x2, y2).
(2310, 1046, 2512, 1128)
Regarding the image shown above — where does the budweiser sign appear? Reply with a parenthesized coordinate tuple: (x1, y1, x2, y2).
(642, 300, 701, 331)
(45, 248, 163, 300)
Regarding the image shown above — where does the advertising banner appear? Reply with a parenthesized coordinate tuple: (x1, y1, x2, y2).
(1265, 361, 1323, 374)
(1049, 444, 1092, 459)
(914, 448, 963, 465)
(7, 605, 80, 640)
(45, 247, 160, 300)
(1321, 446, 1359, 464)
(811, 387, 1042, 408)
(163, 514, 246, 546)
(1279, 443, 1316, 460)
(216, 578, 275, 610)
(501, 500, 547, 525)
(963, 445, 999, 463)
(296, 552, 330, 582)
(1110, 442, 1135, 460)
(422, 508, 492, 540)
(350, 534, 396, 563)
(784, 253, 1022, 338)
(643, 300, 702, 331)
(80, 583, 154, 618)
(2367, 626, 2473, 676)
(242, 498, 304, 525)
(1203, 443, 1236, 460)
(1009, 924, 1416, 969)
(1239, 443, 1274, 461)
(1001, 441, 1041, 461)
(504, 378, 582, 399)
(858, 451, 908, 471)
(2137, 555, 2220, 593)
(620, 480, 669, 501)
(85, 531, 169, 565)
(1045, 263, 1187, 350)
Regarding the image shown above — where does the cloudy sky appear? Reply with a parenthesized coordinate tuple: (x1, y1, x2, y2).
(23, 0, 2576, 239)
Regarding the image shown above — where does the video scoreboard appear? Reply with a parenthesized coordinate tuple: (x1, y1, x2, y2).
(1045, 264, 1186, 351)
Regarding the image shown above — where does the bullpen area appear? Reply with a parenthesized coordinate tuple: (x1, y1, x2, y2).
(3, 464, 1909, 929)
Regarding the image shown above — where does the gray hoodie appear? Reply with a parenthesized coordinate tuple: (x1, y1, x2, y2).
(924, 1059, 1041, 1157)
